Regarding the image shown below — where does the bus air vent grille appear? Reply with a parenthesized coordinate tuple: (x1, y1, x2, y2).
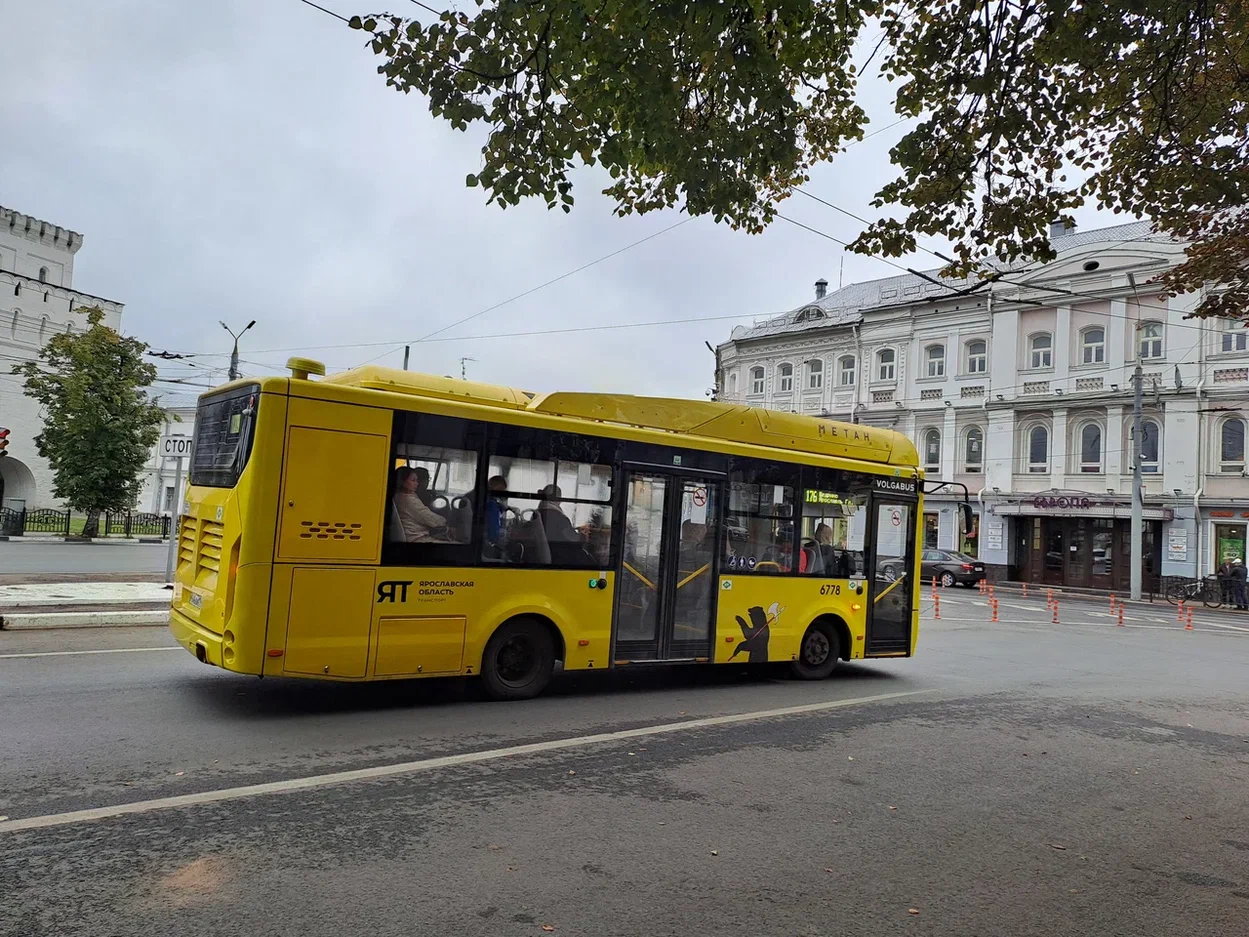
(299, 520, 364, 541)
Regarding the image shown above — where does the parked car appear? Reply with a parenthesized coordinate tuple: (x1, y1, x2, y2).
(921, 550, 986, 587)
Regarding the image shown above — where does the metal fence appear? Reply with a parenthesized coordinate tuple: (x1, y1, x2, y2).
(0, 508, 171, 539)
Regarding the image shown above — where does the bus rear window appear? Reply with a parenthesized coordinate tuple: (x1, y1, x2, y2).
(191, 385, 260, 488)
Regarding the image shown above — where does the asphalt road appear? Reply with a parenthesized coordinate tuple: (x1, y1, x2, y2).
(3, 592, 1249, 936)
(0, 540, 167, 579)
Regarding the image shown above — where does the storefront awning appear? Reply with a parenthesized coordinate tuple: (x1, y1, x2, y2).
(992, 502, 1173, 521)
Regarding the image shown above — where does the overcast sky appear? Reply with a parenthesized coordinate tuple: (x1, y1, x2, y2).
(0, 0, 1109, 403)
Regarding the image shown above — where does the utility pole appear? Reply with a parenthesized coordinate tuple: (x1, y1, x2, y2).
(1130, 363, 1144, 600)
(220, 320, 256, 381)
(402, 345, 410, 370)
(704, 341, 721, 401)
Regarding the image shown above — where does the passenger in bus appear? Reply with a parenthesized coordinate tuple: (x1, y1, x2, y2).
(393, 466, 450, 542)
(484, 475, 508, 553)
(537, 484, 584, 564)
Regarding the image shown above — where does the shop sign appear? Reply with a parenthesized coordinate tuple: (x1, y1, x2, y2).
(1032, 495, 1093, 510)
(1166, 528, 1188, 561)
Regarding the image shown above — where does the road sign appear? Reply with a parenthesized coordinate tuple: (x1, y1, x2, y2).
(160, 435, 192, 459)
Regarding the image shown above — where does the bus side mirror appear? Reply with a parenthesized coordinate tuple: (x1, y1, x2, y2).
(960, 503, 974, 535)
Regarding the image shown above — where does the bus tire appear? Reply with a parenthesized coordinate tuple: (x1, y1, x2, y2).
(790, 621, 840, 680)
(481, 618, 556, 701)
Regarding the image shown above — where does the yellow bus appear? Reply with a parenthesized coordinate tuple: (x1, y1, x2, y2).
(169, 358, 933, 700)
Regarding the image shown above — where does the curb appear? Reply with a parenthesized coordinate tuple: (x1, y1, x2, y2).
(0, 610, 170, 631)
(0, 537, 167, 545)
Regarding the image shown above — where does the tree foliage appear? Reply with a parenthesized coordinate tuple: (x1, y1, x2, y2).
(350, 0, 1249, 317)
(13, 307, 166, 532)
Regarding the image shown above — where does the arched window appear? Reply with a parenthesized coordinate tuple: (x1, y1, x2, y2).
(38, 266, 48, 283)
(964, 426, 984, 472)
(1029, 333, 1052, 369)
(1220, 417, 1246, 473)
(38, 315, 48, 345)
(1081, 327, 1106, 364)
(838, 355, 856, 387)
(1139, 322, 1164, 359)
(1139, 419, 1160, 473)
(750, 366, 765, 395)
(1079, 423, 1103, 473)
(777, 363, 793, 393)
(925, 344, 945, 378)
(727, 372, 738, 395)
(9, 309, 18, 338)
(965, 340, 987, 374)
(922, 428, 941, 471)
(877, 348, 896, 382)
(1027, 425, 1049, 473)
(807, 358, 824, 389)
(12, 283, 20, 297)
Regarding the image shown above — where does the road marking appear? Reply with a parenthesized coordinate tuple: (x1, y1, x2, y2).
(0, 689, 930, 834)
(0, 646, 180, 660)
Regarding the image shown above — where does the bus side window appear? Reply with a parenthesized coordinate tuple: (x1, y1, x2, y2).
(482, 425, 615, 568)
(723, 459, 798, 574)
(799, 467, 870, 578)
(383, 411, 482, 566)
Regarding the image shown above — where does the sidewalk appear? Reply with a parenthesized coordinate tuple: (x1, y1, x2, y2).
(0, 581, 170, 631)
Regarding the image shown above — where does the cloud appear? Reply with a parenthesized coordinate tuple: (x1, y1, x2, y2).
(0, 0, 1015, 402)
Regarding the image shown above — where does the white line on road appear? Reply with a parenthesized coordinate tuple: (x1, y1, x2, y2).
(0, 689, 930, 834)
(0, 646, 181, 660)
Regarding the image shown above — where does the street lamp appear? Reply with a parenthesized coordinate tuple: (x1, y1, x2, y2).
(221, 319, 256, 381)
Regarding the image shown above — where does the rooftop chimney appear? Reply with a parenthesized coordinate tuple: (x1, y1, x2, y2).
(814, 278, 828, 300)
(1049, 219, 1075, 239)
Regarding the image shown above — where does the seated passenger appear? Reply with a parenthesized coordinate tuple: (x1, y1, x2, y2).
(484, 475, 508, 547)
(393, 466, 449, 543)
(537, 484, 584, 564)
(412, 466, 435, 508)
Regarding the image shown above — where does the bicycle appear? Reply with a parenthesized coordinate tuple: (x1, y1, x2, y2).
(1164, 576, 1225, 609)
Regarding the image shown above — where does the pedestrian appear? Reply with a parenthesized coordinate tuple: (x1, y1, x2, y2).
(1219, 557, 1235, 606)
(1232, 558, 1248, 611)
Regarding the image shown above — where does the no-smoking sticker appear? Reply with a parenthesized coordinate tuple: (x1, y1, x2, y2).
(890, 509, 903, 527)
(692, 487, 708, 507)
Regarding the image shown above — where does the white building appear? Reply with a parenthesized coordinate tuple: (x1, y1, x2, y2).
(716, 221, 1249, 589)
(0, 204, 125, 511)
(137, 394, 199, 517)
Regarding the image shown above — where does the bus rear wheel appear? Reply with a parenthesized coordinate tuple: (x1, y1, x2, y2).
(791, 622, 840, 681)
(481, 618, 556, 701)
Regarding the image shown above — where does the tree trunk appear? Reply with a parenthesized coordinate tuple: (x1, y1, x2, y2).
(81, 510, 101, 539)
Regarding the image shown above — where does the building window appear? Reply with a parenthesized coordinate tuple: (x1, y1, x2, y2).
(38, 316, 48, 345)
(750, 367, 765, 395)
(1079, 423, 1103, 473)
(925, 344, 945, 378)
(1029, 333, 1052, 369)
(966, 340, 987, 374)
(12, 283, 20, 297)
(9, 310, 17, 338)
(1222, 320, 1248, 353)
(38, 266, 48, 283)
(877, 348, 896, 382)
(922, 428, 941, 473)
(964, 426, 984, 472)
(726, 373, 737, 395)
(838, 355, 856, 387)
(1081, 327, 1106, 364)
(807, 358, 824, 389)
(1220, 417, 1246, 473)
(1139, 419, 1160, 473)
(1027, 425, 1049, 473)
(777, 363, 793, 392)
(1138, 322, 1164, 359)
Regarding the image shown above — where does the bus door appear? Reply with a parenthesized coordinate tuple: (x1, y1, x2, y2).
(614, 469, 721, 662)
(867, 495, 917, 655)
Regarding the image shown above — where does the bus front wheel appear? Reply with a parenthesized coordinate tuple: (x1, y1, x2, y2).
(791, 622, 840, 681)
(481, 618, 556, 701)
